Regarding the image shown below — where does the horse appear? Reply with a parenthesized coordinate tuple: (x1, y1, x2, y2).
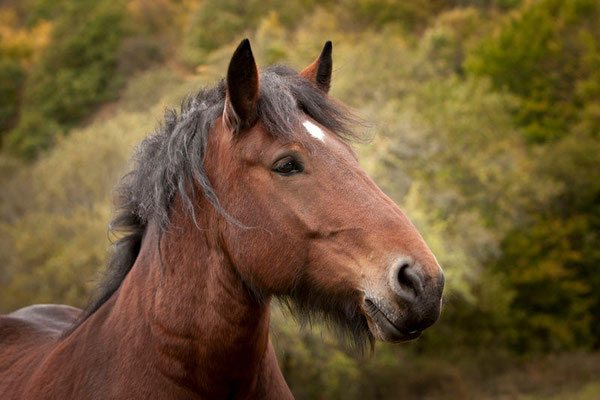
(0, 39, 444, 399)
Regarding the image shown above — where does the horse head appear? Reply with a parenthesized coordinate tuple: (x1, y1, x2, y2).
(203, 39, 444, 346)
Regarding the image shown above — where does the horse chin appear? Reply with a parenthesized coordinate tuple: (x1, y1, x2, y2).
(362, 300, 422, 343)
(365, 317, 422, 343)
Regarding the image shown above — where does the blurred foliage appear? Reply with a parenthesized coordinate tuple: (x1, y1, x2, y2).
(0, 92, 160, 308)
(4, 0, 128, 158)
(466, 0, 600, 142)
(0, 7, 51, 136)
(1, 0, 180, 158)
(181, 0, 320, 67)
(0, 0, 599, 398)
(497, 134, 600, 352)
(0, 60, 24, 133)
(461, 0, 600, 352)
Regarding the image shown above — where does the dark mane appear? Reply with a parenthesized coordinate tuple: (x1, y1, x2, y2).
(71, 65, 364, 333)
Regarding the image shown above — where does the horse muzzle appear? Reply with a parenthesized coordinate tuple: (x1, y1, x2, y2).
(362, 257, 444, 342)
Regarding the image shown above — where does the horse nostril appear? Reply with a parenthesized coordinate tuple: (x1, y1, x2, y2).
(393, 260, 423, 300)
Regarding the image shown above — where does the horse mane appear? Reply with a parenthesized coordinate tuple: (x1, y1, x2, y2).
(69, 65, 364, 337)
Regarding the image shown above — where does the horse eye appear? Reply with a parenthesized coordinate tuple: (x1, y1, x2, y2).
(273, 157, 303, 176)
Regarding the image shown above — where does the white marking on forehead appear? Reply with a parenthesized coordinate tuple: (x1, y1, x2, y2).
(302, 120, 325, 142)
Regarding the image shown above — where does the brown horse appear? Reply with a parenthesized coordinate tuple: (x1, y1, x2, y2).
(0, 40, 444, 399)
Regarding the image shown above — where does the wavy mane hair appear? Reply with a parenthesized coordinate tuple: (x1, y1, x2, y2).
(72, 65, 368, 346)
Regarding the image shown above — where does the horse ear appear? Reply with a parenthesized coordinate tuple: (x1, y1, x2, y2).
(300, 41, 332, 93)
(224, 39, 260, 133)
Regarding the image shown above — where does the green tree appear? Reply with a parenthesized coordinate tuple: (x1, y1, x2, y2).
(496, 134, 600, 352)
(466, 0, 600, 142)
(5, 0, 127, 158)
(0, 60, 25, 134)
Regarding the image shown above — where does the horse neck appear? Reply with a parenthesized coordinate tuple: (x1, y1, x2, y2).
(102, 198, 272, 394)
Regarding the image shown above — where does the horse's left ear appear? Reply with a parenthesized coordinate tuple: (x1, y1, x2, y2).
(224, 39, 260, 133)
(300, 41, 332, 93)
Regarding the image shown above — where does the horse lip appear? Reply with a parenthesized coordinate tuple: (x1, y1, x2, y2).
(363, 298, 422, 342)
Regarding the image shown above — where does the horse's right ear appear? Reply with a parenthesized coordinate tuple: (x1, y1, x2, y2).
(224, 39, 260, 133)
